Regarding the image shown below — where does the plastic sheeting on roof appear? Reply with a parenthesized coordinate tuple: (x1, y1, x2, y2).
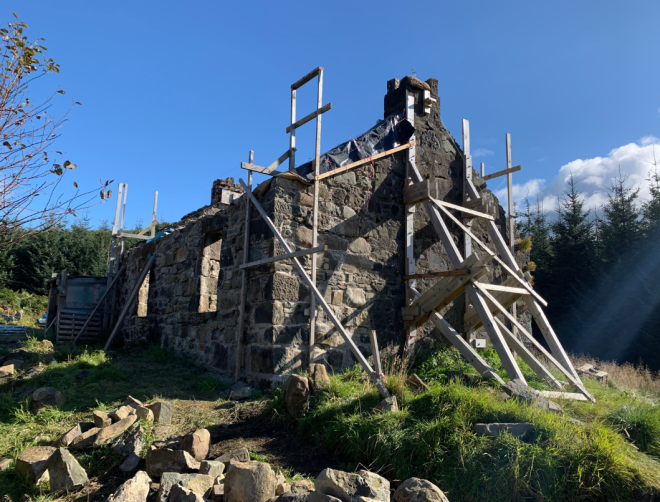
(294, 112, 415, 182)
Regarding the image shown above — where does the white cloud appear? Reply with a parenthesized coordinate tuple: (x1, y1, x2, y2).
(493, 136, 660, 215)
(473, 147, 494, 158)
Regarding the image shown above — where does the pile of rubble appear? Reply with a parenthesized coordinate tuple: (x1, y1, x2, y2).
(109, 462, 449, 502)
(3, 394, 172, 494)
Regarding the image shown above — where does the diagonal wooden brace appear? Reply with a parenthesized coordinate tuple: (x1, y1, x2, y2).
(431, 311, 505, 384)
(494, 317, 564, 389)
(239, 179, 390, 398)
(473, 281, 594, 402)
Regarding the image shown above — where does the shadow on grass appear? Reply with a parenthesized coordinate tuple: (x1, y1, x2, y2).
(0, 339, 231, 501)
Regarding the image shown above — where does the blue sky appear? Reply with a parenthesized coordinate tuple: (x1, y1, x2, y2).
(11, 0, 660, 227)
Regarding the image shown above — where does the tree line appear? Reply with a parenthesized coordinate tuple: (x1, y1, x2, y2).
(0, 218, 170, 296)
(519, 160, 660, 370)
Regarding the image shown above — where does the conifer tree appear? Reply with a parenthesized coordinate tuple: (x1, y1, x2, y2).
(642, 148, 660, 232)
(549, 176, 598, 327)
(599, 173, 640, 264)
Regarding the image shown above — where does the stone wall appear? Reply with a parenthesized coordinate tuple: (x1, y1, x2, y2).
(114, 76, 530, 387)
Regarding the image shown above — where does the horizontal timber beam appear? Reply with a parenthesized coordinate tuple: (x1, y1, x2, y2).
(403, 270, 468, 280)
(432, 198, 494, 221)
(482, 165, 521, 181)
(286, 103, 332, 133)
(292, 66, 323, 90)
(117, 232, 151, 240)
(316, 142, 415, 181)
(403, 179, 440, 204)
(241, 162, 284, 176)
(240, 245, 327, 269)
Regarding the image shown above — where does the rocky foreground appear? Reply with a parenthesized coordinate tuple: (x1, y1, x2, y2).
(3, 388, 449, 502)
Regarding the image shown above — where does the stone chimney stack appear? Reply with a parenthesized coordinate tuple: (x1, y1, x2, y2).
(384, 76, 440, 122)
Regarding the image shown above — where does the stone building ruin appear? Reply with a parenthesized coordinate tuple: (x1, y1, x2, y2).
(99, 71, 592, 400)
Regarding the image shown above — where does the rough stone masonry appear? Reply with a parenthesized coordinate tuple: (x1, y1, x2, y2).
(114, 76, 530, 387)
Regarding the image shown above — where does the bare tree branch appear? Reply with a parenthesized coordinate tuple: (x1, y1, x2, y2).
(0, 15, 111, 247)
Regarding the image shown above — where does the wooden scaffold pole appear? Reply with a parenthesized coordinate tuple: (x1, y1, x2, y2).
(235, 150, 253, 379)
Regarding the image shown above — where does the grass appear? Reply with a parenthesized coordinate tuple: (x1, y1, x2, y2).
(3, 324, 660, 501)
(0, 337, 240, 501)
(276, 347, 660, 502)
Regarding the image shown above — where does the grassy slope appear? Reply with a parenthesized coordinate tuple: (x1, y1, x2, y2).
(0, 338, 231, 501)
(2, 326, 660, 501)
(283, 349, 660, 502)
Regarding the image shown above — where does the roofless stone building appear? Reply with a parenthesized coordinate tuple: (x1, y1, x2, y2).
(93, 71, 592, 400)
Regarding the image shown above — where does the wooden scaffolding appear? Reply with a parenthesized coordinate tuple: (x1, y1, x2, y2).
(237, 68, 593, 402)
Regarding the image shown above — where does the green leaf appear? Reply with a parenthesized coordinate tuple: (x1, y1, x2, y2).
(73, 181, 78, 188)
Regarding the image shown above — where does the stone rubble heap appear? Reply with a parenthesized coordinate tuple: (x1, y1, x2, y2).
(3, 394, 172, 494)
(108, 462, 449, 502)
(0, 360, 569, 499)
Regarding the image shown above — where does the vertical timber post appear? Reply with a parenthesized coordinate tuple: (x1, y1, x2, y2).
(152, 191, 159, 237)
(505, 133, 517, 338)
(480, 162, 485, 178)
(104, 183, 124, 329)
(404, 91, 417, 347)
(289, 86, 296, 172)
(462, 120, 473, 341)
(236, 151, 253, 379)
(309, 69, 323, 365)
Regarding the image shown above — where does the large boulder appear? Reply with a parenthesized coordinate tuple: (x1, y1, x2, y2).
(394, 477, 449, 502)
(308, 495, 343, 502)
(110, 405, 137, 423)
(120, 453, 141, 475)
(375, 396, 399, 413)
(70, 427, 101, 448)
(315, 468, 390, 502)
(180, 428, 211, 461)
(285, 375, 310, 418)
(46, 447, 89, 493)
(111, 423, 144, 457)
(266, 495, 309, 502)
(93, 410, 112, 428)
(124, 396, 143, 408)
(157, 472, 215, 502)
(224, 461, 276, 502)
(15, 446, 55, 483)
(135, 405, 154, 423)
(291, 479, 314, 493)
(31, 387, 65, 414)
(217, 447, 250, 464)
(108, 470, 151, 502)
(474, 423, 534, 440)
(169, 484, 205, 502)
(200, 460, 225, 479)
(309, 363, 331, 392)
(95, 415, 138, 445)
(145, 447, 200, 478)
(503, 379, 562, 413)
(0, 364, 15, 377)
(53, 422, 95, 447)
(147, 401, 173, 424)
